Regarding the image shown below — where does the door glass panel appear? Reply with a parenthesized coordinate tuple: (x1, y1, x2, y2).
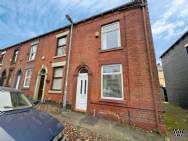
(84, 80, 87, 94)
(80, 80, 83, 94)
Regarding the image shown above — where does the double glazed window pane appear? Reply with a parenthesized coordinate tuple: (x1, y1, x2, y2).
(103, 74, 122, 98)
(103, 64, 120, 73)
(14, 51, 19, 62)
(103, 22, 119, 32)
(57, 37, 67, 56)
(54, 67, 63, 77)
(80, 79, 87, 95)
(102, 22, 120, 50)
(13, 50, 19, 63)
(57, 47, 65, 56)
(104, 31, 119, 49)
(29, 45, 37, 61)
(52, 67, 63, 91)
(24, 78, 30, 87)
(102, 64, 123, 99)
(0, 54, 4, 64)
(52, 79, 62, 90)
(58, 38, 66, 46)
(24, 69, 32, 87)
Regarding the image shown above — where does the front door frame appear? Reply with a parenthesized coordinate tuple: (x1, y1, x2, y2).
(34, 65, 48, 102)
(75, 72, 88, 112)
(73, 65, 92, 113)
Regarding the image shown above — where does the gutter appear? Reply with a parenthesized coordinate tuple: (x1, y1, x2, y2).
(63, 22, 74, 110)
(140, 0, 160, 129)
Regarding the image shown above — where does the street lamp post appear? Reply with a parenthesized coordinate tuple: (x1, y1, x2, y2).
(63, 15, 74, 110)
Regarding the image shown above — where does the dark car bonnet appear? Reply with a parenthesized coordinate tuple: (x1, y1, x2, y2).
(0, 108, 64, 141)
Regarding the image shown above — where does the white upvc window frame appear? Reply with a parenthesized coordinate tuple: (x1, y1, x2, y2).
(51, 66, 64, 91)
(0, 51, 6, 65)
(56, 36, 67, 57)
(101, 21, 121, 50)
(12, 49, 19, 64)
(101, 64, 124, 100)
(23, 69, 32, 88)
(28, 44, 38, 61)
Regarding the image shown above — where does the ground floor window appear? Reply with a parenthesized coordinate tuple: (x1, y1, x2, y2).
(23, 69, 32, 88)
(101, 64, 124, 100)
(52, 67, 63, 91)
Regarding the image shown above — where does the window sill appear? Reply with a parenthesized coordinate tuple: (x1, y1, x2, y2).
(90, 98, 127, 108)
(53, 55, 66, 59)
(48, 90, 62, 94)
(22, 87, 30, 90)
(99, 47, 123, 53)
(99, 98, 126, 104)
(27, 60, 35, 63)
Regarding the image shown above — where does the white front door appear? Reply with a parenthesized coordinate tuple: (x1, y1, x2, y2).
(76, 73, 88, 111)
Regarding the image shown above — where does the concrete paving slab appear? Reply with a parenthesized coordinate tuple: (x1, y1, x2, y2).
(58, 111, 165, 141)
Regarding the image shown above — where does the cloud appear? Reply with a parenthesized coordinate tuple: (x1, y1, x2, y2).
(152, 20, 185, 37)
(152, 0, 188, 39)
(0, 0, 187, 64)
(0, 0, 130, 48)
(180, 8, 188, 17)
(66, 0, 129, 9)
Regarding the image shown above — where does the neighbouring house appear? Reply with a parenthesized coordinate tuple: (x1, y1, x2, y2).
(161, 30, 188, 109)
(157, 63, 166, 87)
(157, 63, 168, 102)
(0, 0, 164, 131)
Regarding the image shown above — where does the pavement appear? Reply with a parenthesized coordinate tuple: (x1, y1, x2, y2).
(37, 104, 188, 141)
(51, 110, 165, 141)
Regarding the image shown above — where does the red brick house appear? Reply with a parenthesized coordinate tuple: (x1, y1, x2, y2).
(0, 0, 164, 131)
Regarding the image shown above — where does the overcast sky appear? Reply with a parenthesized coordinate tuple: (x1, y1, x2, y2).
(0, 0, 188, 62)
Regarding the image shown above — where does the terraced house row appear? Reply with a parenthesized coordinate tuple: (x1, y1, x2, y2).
(0, 0, 165, 132)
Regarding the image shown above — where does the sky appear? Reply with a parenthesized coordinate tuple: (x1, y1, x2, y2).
(0, 0, 188, 62)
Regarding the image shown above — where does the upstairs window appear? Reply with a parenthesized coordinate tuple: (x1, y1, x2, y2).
(101, 64, 124, 100)
(56, 37, 67, 57)
(12, 49, 19, 64)
(101, 22, 121, 50)
(0, 54, 5, 65)
(0, 51, 6, 65)
(23, 69, 32, 88)
(52, 67, 64, 91)
(28, 44, 37, 61)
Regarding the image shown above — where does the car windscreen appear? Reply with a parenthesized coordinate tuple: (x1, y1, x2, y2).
(0, 90, 32, 112)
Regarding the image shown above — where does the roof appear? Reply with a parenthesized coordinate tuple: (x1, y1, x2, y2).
(160, 30, 188, 58)
(1, 0, 141, 51)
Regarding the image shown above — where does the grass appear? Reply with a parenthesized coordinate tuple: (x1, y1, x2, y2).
(163, 102, 188, 131)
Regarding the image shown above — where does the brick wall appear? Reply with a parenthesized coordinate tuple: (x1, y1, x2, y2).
(0, 1, 164, 132)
